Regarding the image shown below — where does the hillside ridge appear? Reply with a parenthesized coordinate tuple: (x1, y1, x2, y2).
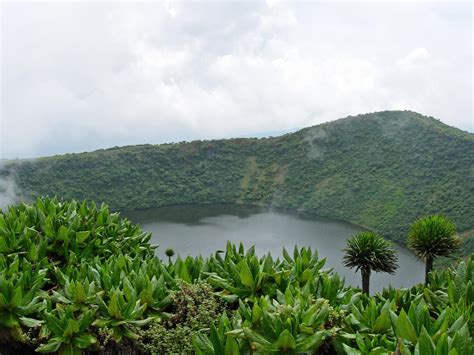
(2, 110, 473, 253)
(8, 110, 472, 160)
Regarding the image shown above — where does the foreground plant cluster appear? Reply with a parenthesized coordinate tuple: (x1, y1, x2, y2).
(0, 198, 472, 354)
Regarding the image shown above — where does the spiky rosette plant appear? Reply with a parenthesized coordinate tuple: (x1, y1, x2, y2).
(407, 215, 460, 284)
(165, 248, 175, 264)
(343, 232, 398, 295)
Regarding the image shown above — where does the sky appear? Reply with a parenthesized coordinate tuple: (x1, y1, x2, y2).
(1, 0, 472, 159)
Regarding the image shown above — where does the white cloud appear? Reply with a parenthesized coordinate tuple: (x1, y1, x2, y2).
(1, 1, 472, 158)
(399, 47, 431, 69)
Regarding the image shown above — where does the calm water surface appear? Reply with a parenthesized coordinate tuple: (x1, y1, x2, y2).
(124, 204, 424, 292)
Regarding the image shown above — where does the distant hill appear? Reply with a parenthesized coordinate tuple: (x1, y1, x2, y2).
(2, 110, 473, 253)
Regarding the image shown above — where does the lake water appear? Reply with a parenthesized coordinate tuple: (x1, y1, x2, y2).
(124, 204, 424, 292)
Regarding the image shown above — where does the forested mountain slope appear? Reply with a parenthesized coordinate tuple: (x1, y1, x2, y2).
(2, 111, 473, 250)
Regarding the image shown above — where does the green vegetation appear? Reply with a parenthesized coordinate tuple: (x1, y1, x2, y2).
(408, 215, 461, 284)
(2, 111, 473, 257)
(0, 198, 473, 354)
(343, 232, 398, 295)
(137, 280, 226, 354)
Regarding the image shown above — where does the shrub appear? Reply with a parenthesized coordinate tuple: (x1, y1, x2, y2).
(136, 281, 227, 354)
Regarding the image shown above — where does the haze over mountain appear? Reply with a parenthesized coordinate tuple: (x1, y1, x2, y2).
(1, 111, 473, 254)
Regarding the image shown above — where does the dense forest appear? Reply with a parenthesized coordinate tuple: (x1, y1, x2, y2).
(0, 198, 472, 354)
(1, 111, 473, 254)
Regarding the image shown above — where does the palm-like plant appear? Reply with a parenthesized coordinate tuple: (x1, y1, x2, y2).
(407, 215, 460, 284)
(343, 232, 398, 295)
(165, 248, 175, 264)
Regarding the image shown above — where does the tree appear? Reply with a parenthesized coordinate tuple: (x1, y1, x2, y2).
(165, 248, 175, 264)
(407, 215, 460, 284)
(343, 231, 398, 295)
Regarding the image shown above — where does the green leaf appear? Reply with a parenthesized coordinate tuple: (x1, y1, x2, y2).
(308, 303, 329, 327)
(373, 308, 391, 333)
(226, 329, 244, 337)
(396, 339, 413, 355)
(63, 319, 79, 338)
(58, 343, 82, 355)
(193, 333, 214, 353)
(224, 336, 240, 355)
(220, 294, 239, 303)
(44, 313, 65, 336)
(238, 299, 251, 321)
(43, 216, 55, 238)
(342, 343, 362, 355)
(122, 277, 136, 302)
(19, 317, 43, 328)
(252, 303, 262, 323)
(243, 327, 271, 346)
(282, 248, 292, 263)
(0, 293, 8, 309)
(465, 281, 473, 306)
(355, 333, 367, 352)
(73, 283, 87, 304)
(296, 330, 327, 352)
(0, 312, 19, 328)
(128, 317, 155, 327)
(447, 280, 457, 304)
(447, 316, 465, 335)
(394, 310, 417, 344)
(0, 236, 9, 253)
(36, 339, 62, 353)
(92, 318, 108, 328)
(239, 261, 254, 289)
(57, 225, 69, 241)
(209, 322, 223, 354)
(11, 286, 22, 308)
(72, 333, 97, 349)
(435, 333, 448, 355)
(417, 326, 435, 355)
(370, 347, 392, 354)
(75, 231, 90, 243)
(107, 293, 122, 319)
(51, 291, 71, 304)
(275, 329, 296, 351)
(450, 324, 472, 354)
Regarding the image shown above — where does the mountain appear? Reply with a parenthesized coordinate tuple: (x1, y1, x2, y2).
(2, 110, 473, 253)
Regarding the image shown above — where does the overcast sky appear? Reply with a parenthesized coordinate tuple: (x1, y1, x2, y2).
(1, 1, 472, 159)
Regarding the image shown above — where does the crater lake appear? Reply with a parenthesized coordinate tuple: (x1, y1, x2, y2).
(124, 204, 425, 292)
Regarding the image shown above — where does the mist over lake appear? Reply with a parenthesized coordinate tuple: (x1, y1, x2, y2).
(124, 204, 425, 292)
